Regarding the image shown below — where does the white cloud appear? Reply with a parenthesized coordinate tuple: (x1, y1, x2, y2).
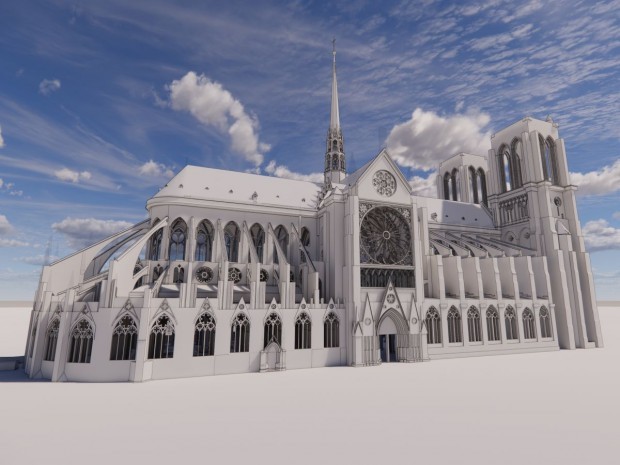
(409, 171, 438, 198)
(52, 217, 133, 249)
(54, 168, 92, 183)
(0, 124, 4, 148)
(17, 254, 59, 266)
(0, 214, 14, 235)
(386, 108, 492, 171)
(0, 238, 30, 247)
(168, 71, 269, 166)
(571, 159, 620, 196)
(264, 160, 323, 182)
(138, 160, 174, 179)
(39, 78, 61, 95)
(582, 219, 620, 252)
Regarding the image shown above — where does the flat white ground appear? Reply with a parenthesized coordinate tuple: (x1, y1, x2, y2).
(1, 307, 618, 465)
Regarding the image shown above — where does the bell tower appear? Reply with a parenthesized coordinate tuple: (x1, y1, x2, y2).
(324, 39, 346, 186)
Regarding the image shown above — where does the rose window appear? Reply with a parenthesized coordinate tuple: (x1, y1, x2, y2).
(260, 269, 269, 282)
(360, 206, 412, 265)
(372, 170, 396, 197)
(195, 266, 214, 283)
(228, 267, 242, 284)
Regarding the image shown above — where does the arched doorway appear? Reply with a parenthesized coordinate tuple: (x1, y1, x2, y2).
(377, 309, 408, 363)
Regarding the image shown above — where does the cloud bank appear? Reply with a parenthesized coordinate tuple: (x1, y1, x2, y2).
(54, 168, 92, 183)
(168, 72, 270, 166)
(386, 108, 492, 171)
(52, 217, 133, 249)
(264, 160, 323, 183)
(582, 219, 620, 252)
(571, 159, 620, 196)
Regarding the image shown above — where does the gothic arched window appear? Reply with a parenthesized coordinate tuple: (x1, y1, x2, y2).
(443, 172, 451, 200)
(447, 307, 462, 343)
(44, 318, 60, 361)
(300, 227, 310, 263)
(169, 218, 187, 261)
(499, 145, 512, 192)
(224, 221, 240, 262)
(469, 166, 479, 204)
(110, 315, 138, 361)
(450, 168, 460, 201)
(263, 312, 282, 348)
(477, 168, 487, 205)
(68, 319, 94, 363)
(250, 223, 265, 262)
(540, 306, 552, 338)
(230, 313, 250, 353)
(324, 312, 339, 348)
(539, 135, 559, 185)
(511, 138, 524, 189)
(425, 308, 442, 344)
(467, 306, 482, 342)
(172, 265, 185, 284)
(193, 313, 216, 357)
(148, 315, 175, 359)
(149, 225, 163, 261)
(295, 312, 311, 349)
(505, 306, 518, 340)
(523, 308, 536, 340)
(486, 306, 500, 341)
(195, 220, 214, 262)
(273, 225, 289, 265)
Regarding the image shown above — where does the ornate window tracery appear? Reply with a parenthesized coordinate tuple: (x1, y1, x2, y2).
(224, 222, 240, 262)
(295, 312, 311, 349)
(540, 306, 552, 338)
(425, 308, 442, 344)
(110, 315, 138, 361)
(447, 307, 462, 343)
(539, 135, 559, 185)
(68, 319, 94, 363)
(263, 312, 282, 348)
(195, 220, 214, 262)
(230, 313, 250, 353)
(169, 218, 187, 261)
(486, 306, 501, 341)
(360, 206, 412, 266)
(228, 267, 242, 284)
(372, 170, 396, 197)
(505, 307, 518, 340)
(148, 315, 175, 359)
(250, 223, 265, 262)
(324, 312, 339, 348)
(467, 306, 482, 342)
(44, 318, 60, 361)
(300, 227, 310, 263)
(193, 313, 216, 356)
(273, 225, 289, 264)
(195, 266, 214, 283)
(522, 308, 536, 340)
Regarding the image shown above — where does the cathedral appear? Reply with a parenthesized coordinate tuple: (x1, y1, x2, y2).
(24, 47, 603, 382)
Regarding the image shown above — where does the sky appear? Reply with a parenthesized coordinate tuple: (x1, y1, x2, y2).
(0, 0, 619, 300)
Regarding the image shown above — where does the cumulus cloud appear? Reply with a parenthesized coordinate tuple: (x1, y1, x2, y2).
(0, 238, 30, 247)
(0, 214, 14, 235)
(39, 78, 61, 95)
(409, 171, 438, 198)
(264, 160, 323, 182)
(582, 219, 620, 252)
(386, 108, 492, 171)
(138, 160, 175, 179)
(52, 217, 133, 249)
(0, 124, 4, 148)
(54, 168, 92, 183)
(571, 159, 620, 196)
(168, 72, 270, 166)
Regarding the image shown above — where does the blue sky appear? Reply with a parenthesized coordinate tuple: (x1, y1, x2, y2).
(1, 0, 619, 300)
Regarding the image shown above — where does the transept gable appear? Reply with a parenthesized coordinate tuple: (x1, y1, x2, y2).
(377, 279, 408, 328)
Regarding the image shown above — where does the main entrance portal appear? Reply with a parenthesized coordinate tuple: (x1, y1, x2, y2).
(379, 334, 397, 362)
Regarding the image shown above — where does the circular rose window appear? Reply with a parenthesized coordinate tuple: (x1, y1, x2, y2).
(195, 266, 214, 283)
(372, 170, 396, 197)
(360, 207, 412, 265)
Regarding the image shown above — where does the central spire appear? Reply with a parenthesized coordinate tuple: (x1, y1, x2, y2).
(324, 39, 346, 186)
(330, 38, 340, 130)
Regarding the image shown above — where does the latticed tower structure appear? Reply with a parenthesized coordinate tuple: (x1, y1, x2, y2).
(324, 39, 346, 186)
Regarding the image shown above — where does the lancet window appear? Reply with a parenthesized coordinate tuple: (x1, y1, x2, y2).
(539, 135, 559, 185)
(295, 312, 311, 349)
(148, 315, 175, 359)
(44, 318, 60, 361)
(486, 306, 501, 341)
(263, 312, 282, 348)
(510, 138, 524, 189)
(522, 308, 536, 340)
(169, 218, 187, 261)
(447, 307, 462, 343)
(110, 315, 138, 361)
(230, 313, 250, 353)
(505, 307, 518, 340)
(173, 265, 185, 284)
(451, 168, 460, 201)
(193, 313, 216, 357)
(540, 306, 552, 338)
(443, 172, 451, 200)
(195, 220, 214, 262)
(425, 308, 442, 344)
(467, 306, 482, 342)
(300, 227, 310, 263)
(250, 223, 265, 262)
(324, 312, 339, 348)
(68, 319, 94, 363)
(224, 222, 240, 262)
(499, 145, 513, 192)
(477, 168, 487, 205)
(273, 225, 289, 264)
(469, 167, 479, 204)
(149, 227, 163, 261)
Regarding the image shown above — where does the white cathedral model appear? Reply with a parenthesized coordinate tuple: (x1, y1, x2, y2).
(24, 47, 603, 382)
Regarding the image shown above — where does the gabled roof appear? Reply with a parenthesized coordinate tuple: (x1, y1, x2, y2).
(340, 149, 412, 194)
(150, 165, 321, 210)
